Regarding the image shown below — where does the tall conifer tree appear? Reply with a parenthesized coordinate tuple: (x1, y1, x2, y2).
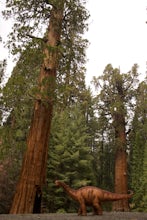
(92, 64, 139, 211)
(3, 0, 89, 213)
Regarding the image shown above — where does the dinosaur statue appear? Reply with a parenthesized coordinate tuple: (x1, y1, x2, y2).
(55, 180, 133, 216)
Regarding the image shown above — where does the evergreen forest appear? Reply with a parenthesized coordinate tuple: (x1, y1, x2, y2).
(0, 0, 147, 214)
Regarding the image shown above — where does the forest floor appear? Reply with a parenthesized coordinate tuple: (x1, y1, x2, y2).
(0, 212, 147, 220)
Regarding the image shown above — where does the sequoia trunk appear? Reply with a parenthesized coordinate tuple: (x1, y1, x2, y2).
(10, 5, 64, 213)
(112, 112, 130, 211)
(113, 148, 129, 211)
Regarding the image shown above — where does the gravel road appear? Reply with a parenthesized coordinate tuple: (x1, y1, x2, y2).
(0, 212, 147, 220)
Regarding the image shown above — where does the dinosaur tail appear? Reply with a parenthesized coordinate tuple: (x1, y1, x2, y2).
(102, 190, 133, 201)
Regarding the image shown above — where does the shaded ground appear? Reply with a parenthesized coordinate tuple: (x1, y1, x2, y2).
(0, 212, 147, 220)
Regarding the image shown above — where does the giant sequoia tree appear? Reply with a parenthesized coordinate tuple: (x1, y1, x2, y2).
(3, 0, 89, 213)
(93, 64, 139, 211)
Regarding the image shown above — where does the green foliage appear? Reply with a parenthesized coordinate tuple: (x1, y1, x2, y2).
(0, 44, 42, 158)
(92, 64, 139, 118)
(141, 143, 147, 211)
(129, 81, 147, 211)
(3, 0, 89, 56)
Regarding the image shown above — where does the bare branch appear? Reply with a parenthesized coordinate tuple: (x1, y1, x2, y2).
(26, 34, 48, 43)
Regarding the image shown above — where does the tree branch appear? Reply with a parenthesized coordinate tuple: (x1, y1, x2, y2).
(26, 34, 48, 43)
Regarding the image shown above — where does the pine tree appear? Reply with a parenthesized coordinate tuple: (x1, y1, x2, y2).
(43, 105, 96, 213)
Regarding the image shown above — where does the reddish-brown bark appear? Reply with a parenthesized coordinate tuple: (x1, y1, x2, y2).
(112, 105, 130, 211)
(10, 5, 64, 214)
(113, 148, 129, 211)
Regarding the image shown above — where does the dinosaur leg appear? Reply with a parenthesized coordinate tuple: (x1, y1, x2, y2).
(78, 206, 87, 216)
(92, 207, 97, 215)
(93, 201, 103, 215)
(78, 200, 87, 216)
(78, 207, 82, 215)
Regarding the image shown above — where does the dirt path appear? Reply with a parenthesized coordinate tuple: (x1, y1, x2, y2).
(0, 212, 147, 220)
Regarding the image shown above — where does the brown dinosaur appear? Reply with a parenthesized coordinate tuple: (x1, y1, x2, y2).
(55, 180, 133, 216)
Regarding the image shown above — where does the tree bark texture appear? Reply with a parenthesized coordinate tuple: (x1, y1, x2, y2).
(10, 5, 64, 214)
(113, 148, 129, 211)
(112, 112, 130, 211)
